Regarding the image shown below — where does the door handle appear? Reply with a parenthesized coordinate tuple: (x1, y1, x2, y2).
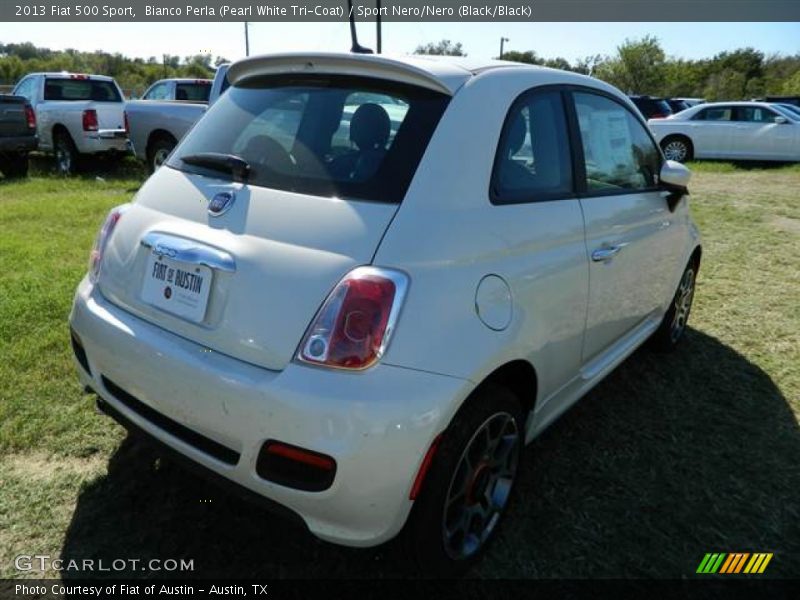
(591, 244, 626, 262)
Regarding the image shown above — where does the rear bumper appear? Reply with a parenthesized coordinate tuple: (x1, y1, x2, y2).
(0, 134, 37, 153)
(76, 131, 129, 154)
(69, 277, 470, 547)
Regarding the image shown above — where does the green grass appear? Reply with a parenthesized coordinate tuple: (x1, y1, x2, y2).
(1, 159, 798, 579)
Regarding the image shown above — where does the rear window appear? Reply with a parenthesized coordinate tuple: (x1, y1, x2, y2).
(44, 78, 122, 102)
(176, 82, 211, 102)
(167, 75, 449, 203)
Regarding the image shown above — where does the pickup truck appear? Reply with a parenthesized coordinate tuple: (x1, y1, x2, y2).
(139, 78, 212, 102)
(126, 65, 229, 173)
(12, 72, 128, 174)
(0, 94, 37, 178)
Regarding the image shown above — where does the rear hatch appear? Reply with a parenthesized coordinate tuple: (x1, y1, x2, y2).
(98, 69, 450, 371)
(0, 95, 30, 137)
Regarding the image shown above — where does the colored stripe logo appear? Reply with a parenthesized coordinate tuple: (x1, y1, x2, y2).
(696, 552, 773, 574)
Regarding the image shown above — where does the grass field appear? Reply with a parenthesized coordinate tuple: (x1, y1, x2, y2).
(1, 159, 798, 579)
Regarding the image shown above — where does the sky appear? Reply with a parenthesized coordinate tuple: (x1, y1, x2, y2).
(1, 22, 798, 63)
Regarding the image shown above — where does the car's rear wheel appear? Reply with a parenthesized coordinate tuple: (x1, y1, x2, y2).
(147, 136, 176, 173)
(54, 130, 79, 175)
(661, 136, 693, 163)
(403, 385, 524, 576)
(650, 260, 697, 351)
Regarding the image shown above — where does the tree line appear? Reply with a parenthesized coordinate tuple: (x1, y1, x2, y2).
(0, 42, 225, 96)
(3, 37, 799, 100)
(415, 36, 800, 99)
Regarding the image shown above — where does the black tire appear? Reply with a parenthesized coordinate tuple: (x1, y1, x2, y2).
(650, 259, 698, 352)
(54, 129, 80, 175)
(661, 136, 693, 163)
(147, 136, 176, 174)
(402, 384, 525, 576)
(0, 153, 29, 179)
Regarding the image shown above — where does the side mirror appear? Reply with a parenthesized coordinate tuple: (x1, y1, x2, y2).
(660, 160, 691, 211)
(774, 116, 789, 124)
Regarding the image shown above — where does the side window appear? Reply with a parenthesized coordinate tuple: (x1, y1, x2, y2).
(693, 107, 732, 121)
(573, 92, 661, 192)
(736, 106, 779, 123)
(144, 82, 169, 100)
(491, 89, 573, 204)
(14, 77, 34, 101)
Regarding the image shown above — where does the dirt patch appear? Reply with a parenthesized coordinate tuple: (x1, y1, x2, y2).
(771, 216, 800, 235)
(1, 451, 106, 482)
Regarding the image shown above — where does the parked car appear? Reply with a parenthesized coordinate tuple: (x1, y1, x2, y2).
(12, 72, 128, 174)
(70, 52, 700, 575)
(774, 102, 800, 120)
(0, 94, 37, 178)
(629, 95, 673, 119)
(666, 98, 691, 113)
(674, 97, 706, 108)
(126, 65, 229, 173)
(140, 78, 213, 102)
(764, 95, 800, 108)
(649, 101, 800, 162)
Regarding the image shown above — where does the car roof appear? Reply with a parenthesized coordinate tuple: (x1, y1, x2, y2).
(227, 52, 595, 96)
(27, 72, 116, 82)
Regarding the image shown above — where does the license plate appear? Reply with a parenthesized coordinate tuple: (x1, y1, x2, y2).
(141, 253, 213, 323)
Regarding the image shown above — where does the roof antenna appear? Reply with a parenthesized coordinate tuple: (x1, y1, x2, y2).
(376, 0, 382, 53)
(348, 0, 373, 54)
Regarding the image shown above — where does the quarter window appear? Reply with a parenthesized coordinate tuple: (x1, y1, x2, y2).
(13, 77, 35, 101)
(491, 90, 573, 204)
(144, 82, 170, 100)
(573, 92, 661, 192)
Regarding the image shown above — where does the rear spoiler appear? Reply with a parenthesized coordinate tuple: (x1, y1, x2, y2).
(226, 53, 466, 96)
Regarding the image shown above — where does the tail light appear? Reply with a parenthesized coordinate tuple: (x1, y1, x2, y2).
(123, 110, 130, 134)
(88, 204, 130, 282)
(82, 109, 98, 131)
(296, 266, 409, 370)
(24, 105, 36, 129)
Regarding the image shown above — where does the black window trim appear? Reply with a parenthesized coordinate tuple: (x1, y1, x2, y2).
(488, 83, 666, 206)
(489, 85, 578, 206)
(566, 86, 665, 200)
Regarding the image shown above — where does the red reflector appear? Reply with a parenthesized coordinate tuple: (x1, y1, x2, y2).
(410, 434, 442, 500)
(123, 110, 130, 134)
(24, 105, 36, 129)
(266, 442, 335, 471)
(82, 109, 98, 132)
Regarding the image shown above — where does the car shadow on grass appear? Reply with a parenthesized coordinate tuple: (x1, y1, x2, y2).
(60, 328, 799, 579)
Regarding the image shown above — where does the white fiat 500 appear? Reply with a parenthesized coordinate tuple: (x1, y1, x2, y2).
(70, 53, 700, 574)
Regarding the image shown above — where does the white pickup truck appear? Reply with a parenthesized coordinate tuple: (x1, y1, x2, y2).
(12, 72, 128, 174)
(139, 78, 212, 102)
(126, 65, 229, 173)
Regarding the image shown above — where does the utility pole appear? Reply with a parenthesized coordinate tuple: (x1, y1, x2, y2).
(499, 36, 509, 60)
(244, 22, 250, 56)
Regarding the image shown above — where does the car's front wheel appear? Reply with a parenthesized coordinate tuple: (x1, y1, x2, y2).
(651, 259, 698, 351)
(403, 385, 524, 576)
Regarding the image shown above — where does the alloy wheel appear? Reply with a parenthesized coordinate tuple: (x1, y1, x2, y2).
(670, 267, 695, 342)
(663, 140, 688, 162)
(442, 411, 520, 560)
